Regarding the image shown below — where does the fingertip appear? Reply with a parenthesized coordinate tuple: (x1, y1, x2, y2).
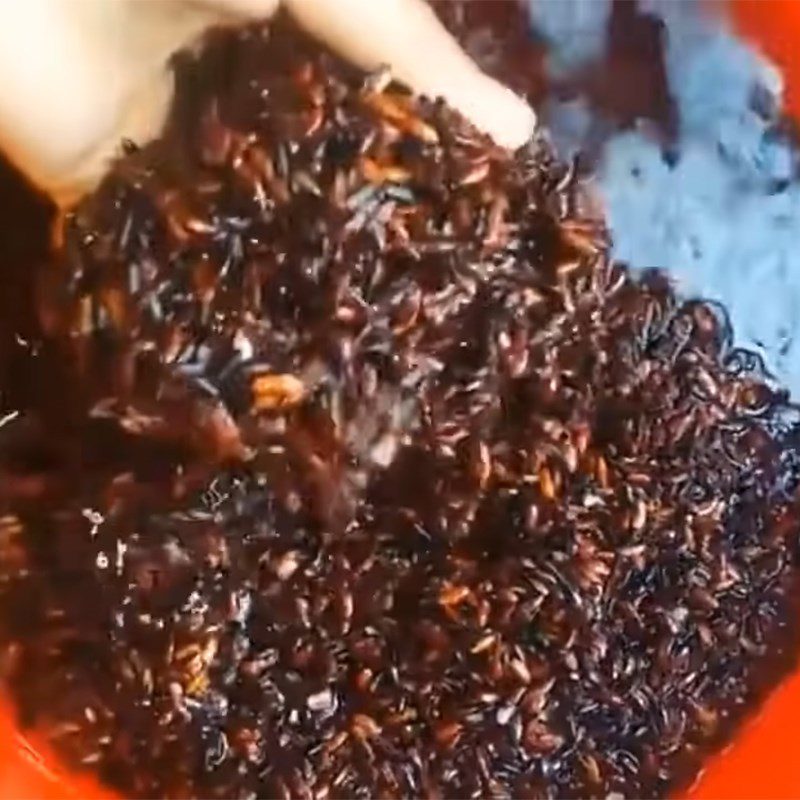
(446, 74, 536, 151)
(285, 0, 536, 152)
(485, 85, 537, 150)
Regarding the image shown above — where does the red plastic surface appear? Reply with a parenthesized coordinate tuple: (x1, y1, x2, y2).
(687, 2, 800, 797)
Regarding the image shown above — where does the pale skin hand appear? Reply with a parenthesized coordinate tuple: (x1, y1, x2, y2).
(0, 0, 536, 208)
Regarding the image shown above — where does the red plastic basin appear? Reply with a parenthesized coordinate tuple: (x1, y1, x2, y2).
(1, 2, 798, 798)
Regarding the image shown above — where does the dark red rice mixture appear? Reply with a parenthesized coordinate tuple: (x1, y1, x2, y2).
(0, 13, 798, 800)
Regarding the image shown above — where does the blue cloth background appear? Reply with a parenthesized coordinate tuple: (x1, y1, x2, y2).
(527, 0, 800, 394)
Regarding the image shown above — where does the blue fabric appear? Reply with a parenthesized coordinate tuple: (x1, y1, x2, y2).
(527, 0, 800, 393)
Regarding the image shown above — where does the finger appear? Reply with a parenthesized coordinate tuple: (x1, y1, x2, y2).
(0, 0, 125, 200)
(283, 0, 536, 149)
(185, 0, 281, 24)
(0, 0, 214, 205)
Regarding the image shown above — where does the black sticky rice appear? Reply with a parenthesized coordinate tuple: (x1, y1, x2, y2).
(0, 13, 798, 800)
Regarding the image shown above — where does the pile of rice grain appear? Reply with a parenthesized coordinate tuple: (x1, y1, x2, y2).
(0, 15, 798, 800)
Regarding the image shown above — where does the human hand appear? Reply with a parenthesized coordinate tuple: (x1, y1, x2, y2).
(0, 0, 536, 207)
